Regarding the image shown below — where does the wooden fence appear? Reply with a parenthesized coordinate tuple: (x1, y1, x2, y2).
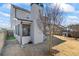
(0, 30, 7, 55)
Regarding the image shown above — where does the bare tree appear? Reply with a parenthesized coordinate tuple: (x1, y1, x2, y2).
(37, 3, 64, 55)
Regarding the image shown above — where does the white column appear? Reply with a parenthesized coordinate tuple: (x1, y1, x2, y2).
(19, 22, 23, 46)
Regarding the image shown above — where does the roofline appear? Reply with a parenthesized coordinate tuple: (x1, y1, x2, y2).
(11, 4, 30, 13)
(16, 18, 33, 22)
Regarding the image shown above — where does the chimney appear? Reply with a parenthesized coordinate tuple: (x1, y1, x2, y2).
(31, 3, 43, 7)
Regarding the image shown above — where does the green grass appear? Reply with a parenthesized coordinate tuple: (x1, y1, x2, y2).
(6, 35, 15, 40)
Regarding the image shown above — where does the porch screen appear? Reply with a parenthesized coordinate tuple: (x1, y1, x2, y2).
(15, 25, 20, 35)
(22, 24, 30, 36)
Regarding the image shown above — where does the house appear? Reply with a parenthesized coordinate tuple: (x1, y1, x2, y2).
(62, 27, 69, 37)
(52, 25, 64, 35)
(11, 3, 45, 45)
(67, 24, 79, 38)
(62, 24, 79, 38)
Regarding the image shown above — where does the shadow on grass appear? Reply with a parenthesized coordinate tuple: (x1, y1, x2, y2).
(49, 36, 66, 55)
(52, 36, 66, 47)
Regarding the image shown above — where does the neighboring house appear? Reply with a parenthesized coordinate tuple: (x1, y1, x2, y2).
(62, 27, 70, 37)
(67, 24, 79, 38)
(62, 29, 69, 37)
(11, 3, 45, 45)
(62, 24, 79, 38)
(68, 24, 79, 32)
(52, 25, 64, 35)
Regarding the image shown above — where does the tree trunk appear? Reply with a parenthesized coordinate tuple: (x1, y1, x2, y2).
(48, 24, 53, 55)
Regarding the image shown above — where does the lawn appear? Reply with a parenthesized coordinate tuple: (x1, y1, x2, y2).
(6, 35, 15, 40)
(52, 35, 79, 56)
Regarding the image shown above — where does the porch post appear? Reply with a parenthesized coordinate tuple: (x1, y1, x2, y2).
(20, 21, 23, 47)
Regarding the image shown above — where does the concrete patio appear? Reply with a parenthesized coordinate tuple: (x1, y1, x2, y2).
(1, 35, 65, 56)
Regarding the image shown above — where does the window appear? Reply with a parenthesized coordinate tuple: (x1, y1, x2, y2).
(22, 24, 30, 36)
(15, 25, 20, 35)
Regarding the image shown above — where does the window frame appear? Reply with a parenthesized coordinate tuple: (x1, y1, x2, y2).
(22, 24, 30, 36)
